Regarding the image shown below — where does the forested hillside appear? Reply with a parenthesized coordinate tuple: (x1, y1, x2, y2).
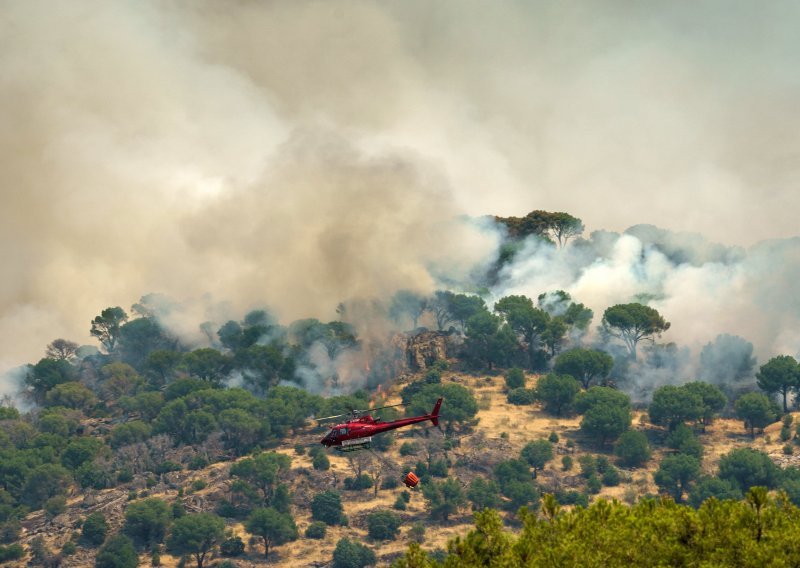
(2, 211, 800, 568)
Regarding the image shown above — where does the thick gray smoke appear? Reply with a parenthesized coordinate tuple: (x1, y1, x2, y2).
(495, 227, 800, 398)
(3, 1, 800, 384)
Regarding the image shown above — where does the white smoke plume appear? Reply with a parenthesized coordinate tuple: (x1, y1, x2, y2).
(495, 227, 800, 398)
(3, 1, 800, 387)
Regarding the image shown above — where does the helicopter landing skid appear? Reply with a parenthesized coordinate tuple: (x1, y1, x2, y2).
(335, 437, 373, 452)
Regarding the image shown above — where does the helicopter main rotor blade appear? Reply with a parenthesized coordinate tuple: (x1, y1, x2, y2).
(365, 402, 404, 412)
(314, 413, 350, 422)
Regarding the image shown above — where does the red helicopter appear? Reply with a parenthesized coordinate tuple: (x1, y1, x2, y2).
(319, 397, 443, 453)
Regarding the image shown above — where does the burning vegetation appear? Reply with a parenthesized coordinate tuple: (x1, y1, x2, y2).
(2, 209, 800, 567)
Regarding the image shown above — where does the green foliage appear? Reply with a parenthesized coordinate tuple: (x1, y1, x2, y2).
(61, 436, 106, 470)
(399, 494, 800, 567)
(399, 441, 419, 456)
(504, 367, 526, 390)
(344, 474, 373, 491)
(22, 463, 72, 509)
(576, 387, 632, 447)
(111, 420, 152, 448)
(312, 450, 330, 471)
(429, 459, 449, 478)
(0, 543, 24, 562)
(494, 295, 551, 369)
(578, 455, 597, 478)
(682, 382, 727, 426)
(536, 373, 580, 416)
(234, 344, 295, 397)
(311, 491, 346, 526)
(304, 521, 327, 539)
(497, 210, 585, 248)
(602, 466, 621, 487)
(182, 348, 232, 386)
(25, 358, 77, 405)
(144, 349, 183, 388)
(95, 534, 138, 568)
(464, 310, 518, 370)
(218, 408, 265, 455)
(648, 385, 703, 431)
(172, 501, 186, 519)
(245, 507, 298, 560)
(229, 452, 292, 507)
(548, 431, 559, 443)
(44, 381, 98, 410)
(756, 355, 800, 412)
(507, 388, 537, 405)
(654, 454, 701, 502)
(422, 478, 467, 521)
(665, 423, 704, 460)
(0, 407, 20, 421)
(124, 497, 171, 548)
(467, 477, 501, 511)
(735, 392, 777, 437)
(688, 476, 742, 508)
(219, 536, 247, 558)
(99, 362, 145, 401)
(520, 440, 553, 476)
(117, 317, 174, 370)
(493, 459, 540, 511)
(366, 509, 402, 540)
(561, 456, 573, 471)
(553, 348, 614, 389)
(555, 491, 589, 508)
(154, 461, 182, 475)
(406, 383, 477, 433)
(586, 474, 602, 494)
(601, 303, 670, 360)
(44, 494, 66, 518)
(718, 448, 781, 493)
(90, 307, 128, 353)
(166, 513, 225, 568)
(332, 537, 376, 568)
(164, 378, 209, 401)
(614, 430, 651, 467)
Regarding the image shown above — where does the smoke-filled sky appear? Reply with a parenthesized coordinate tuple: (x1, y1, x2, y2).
(2, 1, 800, 377)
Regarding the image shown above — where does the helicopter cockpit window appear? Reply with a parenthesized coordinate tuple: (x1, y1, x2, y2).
(339, 428, 348, 435)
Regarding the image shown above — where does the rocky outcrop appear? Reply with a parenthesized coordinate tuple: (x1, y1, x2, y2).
(389, 330, 461, 372)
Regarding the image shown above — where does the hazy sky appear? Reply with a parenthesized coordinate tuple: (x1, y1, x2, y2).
(2, 1, 799, 372)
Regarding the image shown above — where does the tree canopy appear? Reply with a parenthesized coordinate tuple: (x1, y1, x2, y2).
(553, 348, 613, 389)
(734, 392, 777, 438)
(166, 513, 225, 568)
(245, 507, 297, 560)
(601, 303, 670, 360)
(648, 385, 703, 431)
(756, 355, 799, 412)
(575, 387, 631, 447)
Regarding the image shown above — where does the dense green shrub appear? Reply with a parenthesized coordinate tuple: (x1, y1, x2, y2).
(305, 521, 327, 540)
(507, 388, 537, 406)
(220, 536, 245, 556)
(366, 510, 402, 540)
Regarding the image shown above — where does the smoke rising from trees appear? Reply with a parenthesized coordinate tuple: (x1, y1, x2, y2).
(3, 1, 800, 382)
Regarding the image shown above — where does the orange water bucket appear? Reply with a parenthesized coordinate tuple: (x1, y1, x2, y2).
(403, 472, 419, 488)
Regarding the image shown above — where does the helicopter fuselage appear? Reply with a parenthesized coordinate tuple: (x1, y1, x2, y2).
(320, 398, 442, 450)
